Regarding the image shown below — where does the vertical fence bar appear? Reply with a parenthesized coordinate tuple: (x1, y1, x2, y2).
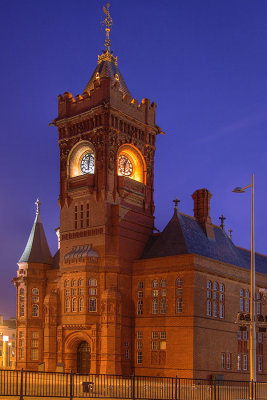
(132, 375, 135, 400)
(19, 368, 24, 400)
(70, 370, 73, 400)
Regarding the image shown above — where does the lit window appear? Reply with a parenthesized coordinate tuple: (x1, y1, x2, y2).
(152, 290, 158, 297)
(160, 332, 166, 339)
(89, 298, 97, 312)
(152, 332, 158, 339)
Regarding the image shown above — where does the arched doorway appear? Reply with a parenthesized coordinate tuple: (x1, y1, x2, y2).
(77, 341, 91, 374)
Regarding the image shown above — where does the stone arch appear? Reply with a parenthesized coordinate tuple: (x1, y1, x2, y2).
(117, 144, 146, 184)
(67, 140, 96, 178)
(63, 331, 93, 373)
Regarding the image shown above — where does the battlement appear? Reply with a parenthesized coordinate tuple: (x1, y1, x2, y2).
(57, 76, 156, 126)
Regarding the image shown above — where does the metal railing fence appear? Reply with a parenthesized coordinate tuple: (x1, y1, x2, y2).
(0, 369, 266, 400)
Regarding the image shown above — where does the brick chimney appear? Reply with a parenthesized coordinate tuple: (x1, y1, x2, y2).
(192, 189, 214, 239)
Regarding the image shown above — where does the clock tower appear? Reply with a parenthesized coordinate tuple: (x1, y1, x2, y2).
(51, 3, 161, 374)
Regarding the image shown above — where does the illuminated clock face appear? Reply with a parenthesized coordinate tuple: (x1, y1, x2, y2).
(118, 155, 133, 176)
(80, 152, 95, 174)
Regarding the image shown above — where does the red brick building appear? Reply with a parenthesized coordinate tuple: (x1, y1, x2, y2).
(14, 5, 267, 380)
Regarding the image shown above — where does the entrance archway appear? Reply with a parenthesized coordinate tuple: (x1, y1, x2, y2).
(77, 341, 91, 374)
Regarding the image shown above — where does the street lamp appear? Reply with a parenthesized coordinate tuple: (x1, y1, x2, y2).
(233, 173, 256, 382)
(2, 336, 9, 368)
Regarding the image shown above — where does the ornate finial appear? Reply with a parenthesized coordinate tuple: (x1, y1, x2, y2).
(35, 198, 41, 216)
(219, 213, 226, 230)
(173, 197, 180, 212)
(103, 2, 113, 52)
(228, 228, 233, 240)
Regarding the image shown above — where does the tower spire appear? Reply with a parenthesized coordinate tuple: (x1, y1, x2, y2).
(35, 198, 41, 216)
(103, 2, 113, 53)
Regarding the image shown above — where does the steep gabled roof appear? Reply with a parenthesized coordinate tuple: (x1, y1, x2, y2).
(18, 204, 53, 265)
(142, 210, 267, 274)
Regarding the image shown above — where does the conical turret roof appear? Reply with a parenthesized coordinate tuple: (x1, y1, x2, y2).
(18, 199, 53, 265)
(83, 51, 131, 98)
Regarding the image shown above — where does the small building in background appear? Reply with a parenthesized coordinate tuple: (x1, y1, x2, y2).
(0, 314, 16, 368)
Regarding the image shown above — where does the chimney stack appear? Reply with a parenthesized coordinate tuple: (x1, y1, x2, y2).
(192, 189, 214, 239)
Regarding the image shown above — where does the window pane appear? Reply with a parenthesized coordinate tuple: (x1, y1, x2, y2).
(152, 280, 158, 288)
(89, 298, 97, 312)
(137, 281, 144, 289)
(89, 278, 97, 287)
(152, 299, 158, 314)
(176, 278, 183, 288)
(160, 279, 166, 288)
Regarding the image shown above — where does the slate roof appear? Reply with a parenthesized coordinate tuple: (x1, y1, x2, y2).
(84, 55, 131, 97)
(142, 210, 267, 274)
(19, 214, 53, 265)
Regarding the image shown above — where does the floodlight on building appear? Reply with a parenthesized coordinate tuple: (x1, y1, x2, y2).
(3, 336, 9, 342)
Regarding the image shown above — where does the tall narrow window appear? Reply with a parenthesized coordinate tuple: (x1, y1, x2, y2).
(237, 354, 241, 371)
(86, 204, 89, 227)
(65, 297, 70, 313)
(137, 300, 143, 315)
(80, 204, 84, 228)
(176, 277, 183, 314)
(72, 298, 77, 312)
(31, 332, 39, 361)
(19, 288, 25, 317)
(152, 299, 158, 314)
(74, 206, 78, 229)
(256, 292, 261, 315)
(221, 353, 226, 369)
(89, 298, 97, 312)
(79, 297, 84, 312)
(32, 304, 39, 317)
(226, 353, 231, 369)
(18, 331, 25, 360)
(89, 278, 97, 312)
(160, 298, 166, 314)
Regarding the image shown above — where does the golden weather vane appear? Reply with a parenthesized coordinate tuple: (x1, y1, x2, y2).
(103, 2, 113, 52)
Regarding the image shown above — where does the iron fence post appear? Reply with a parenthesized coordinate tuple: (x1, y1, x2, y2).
(132, 375, 135, 400)
(70, 370, 73, 400)
(19, 368, 24, 400)
(174, 376, 177, 400)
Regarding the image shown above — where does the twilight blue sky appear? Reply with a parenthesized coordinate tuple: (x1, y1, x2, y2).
(0, 0, 266, 317)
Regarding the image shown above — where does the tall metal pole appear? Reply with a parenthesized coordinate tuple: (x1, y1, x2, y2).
(250, 173, 256, 382)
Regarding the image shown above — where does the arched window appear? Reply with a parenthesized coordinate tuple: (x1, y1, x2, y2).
(72, 279, 77, 287)
(32, 304, 39, 317)
(207, 300, 211, 316)
(19, 288, 25, 295)
(65, 298, 70, 313)
(32, 288, 39, 295)
(32, 288, 39, 304)
(213, 282, 218, 291)
(72, 298, 77, 312)
(79, 297, 84, 312)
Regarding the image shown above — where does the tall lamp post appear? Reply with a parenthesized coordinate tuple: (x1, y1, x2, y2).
(233, 173, 256, 382)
